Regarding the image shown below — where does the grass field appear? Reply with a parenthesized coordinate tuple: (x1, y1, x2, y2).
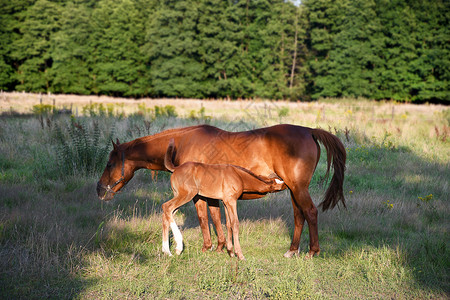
(0, 93, 449, 299)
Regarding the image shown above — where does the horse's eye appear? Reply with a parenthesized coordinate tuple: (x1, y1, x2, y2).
(107, 162, 113, 168)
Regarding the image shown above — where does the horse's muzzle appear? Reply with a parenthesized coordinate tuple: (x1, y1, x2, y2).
(97, 182, 114, 201)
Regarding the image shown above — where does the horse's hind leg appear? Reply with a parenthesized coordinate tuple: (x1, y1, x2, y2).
(284, 190, 306, 258)
(287, 187, 320, 259)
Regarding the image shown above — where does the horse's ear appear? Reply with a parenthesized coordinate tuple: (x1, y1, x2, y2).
(112, 139, 118, 150)
(116, 138, 120, 145)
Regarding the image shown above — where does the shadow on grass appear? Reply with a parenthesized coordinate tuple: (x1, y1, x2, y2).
(0, 181, 103, 299)
(0, 270, 97, 300)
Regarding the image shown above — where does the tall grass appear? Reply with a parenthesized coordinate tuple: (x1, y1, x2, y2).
(0, 98, 448, 299)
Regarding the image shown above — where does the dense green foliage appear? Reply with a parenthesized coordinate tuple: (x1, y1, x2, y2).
(304, 0, 449, 102)
(1, 0, 448, 102)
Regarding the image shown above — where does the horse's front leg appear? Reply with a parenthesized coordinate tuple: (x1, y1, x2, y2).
(225, 198, 244, 260)
(222, 204, 234, 257)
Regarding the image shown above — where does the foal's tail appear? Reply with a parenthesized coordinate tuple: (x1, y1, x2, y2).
(164, 139, 176, 173)
(311, 128, 346, 211)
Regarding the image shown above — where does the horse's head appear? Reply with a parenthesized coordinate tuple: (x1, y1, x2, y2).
(97, 139, 134, 201)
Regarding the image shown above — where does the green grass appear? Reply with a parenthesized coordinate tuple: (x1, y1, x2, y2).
(0, 97, 448, 299)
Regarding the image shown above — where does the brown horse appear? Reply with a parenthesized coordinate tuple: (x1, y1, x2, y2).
(97, 124, 346, 258)
(162, 139, 285, 260)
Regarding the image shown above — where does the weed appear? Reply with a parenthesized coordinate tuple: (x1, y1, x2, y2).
(95, 221, 105, 247)
(417, 194, 439, 224)
(155, 105, 177, 118)
(32, 104, 54, 115)
(189, 105, 211, 123)
(277, 106, 289, 120)
(380, 131, 396, 150)
(434, 125, 449, 142)
(32, 104, 55, 129)
(137, 103, 153, 116)
(82, 103, 103, 117)
(418, 193, 433, 204)
(53, 117, 113, 177)
(383, 199, 394, 210)
(131, 105, 178, 121)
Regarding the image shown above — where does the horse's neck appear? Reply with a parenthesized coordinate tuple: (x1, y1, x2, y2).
(234, 167, 273, 193)
(125, 127, 199, 170)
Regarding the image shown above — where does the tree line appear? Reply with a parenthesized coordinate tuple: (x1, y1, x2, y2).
(1, 0, 448, 102)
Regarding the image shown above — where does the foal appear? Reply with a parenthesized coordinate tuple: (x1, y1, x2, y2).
(162, 139, 285, 260)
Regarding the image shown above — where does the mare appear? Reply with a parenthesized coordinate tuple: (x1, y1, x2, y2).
(162, 139, 285, 260)
(97, 124, 346, 258)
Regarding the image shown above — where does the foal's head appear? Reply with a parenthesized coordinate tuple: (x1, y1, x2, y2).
(268, 175, 286, 192)
(97, 140, 134, 201)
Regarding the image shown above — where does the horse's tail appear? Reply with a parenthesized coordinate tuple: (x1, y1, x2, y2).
(311, 128, 346, 211)
(164, 139, 176, 173)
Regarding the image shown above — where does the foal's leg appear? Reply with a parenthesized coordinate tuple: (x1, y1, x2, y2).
(162, 198, 175, 256)
(162, 190, 197, 256)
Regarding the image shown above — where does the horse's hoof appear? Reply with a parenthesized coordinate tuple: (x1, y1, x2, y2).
(175, 249, 182, 255)
(305, 250, 320, 259)
(162, 241, 172, 257)
(201, 245, 213, 252)
(283, 250, 298, 258)
(216, 243, 225, 253)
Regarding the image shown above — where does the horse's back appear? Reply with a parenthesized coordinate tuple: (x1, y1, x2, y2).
(177, 124, 317, 176)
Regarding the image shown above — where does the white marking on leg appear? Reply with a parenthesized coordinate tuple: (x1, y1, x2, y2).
(162, 240, 172, 256)
(170, 221, 183, 255)
(275, 178, 284, 184)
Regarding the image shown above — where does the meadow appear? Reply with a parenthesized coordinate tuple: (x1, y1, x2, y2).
(0, 93, 449, 299)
